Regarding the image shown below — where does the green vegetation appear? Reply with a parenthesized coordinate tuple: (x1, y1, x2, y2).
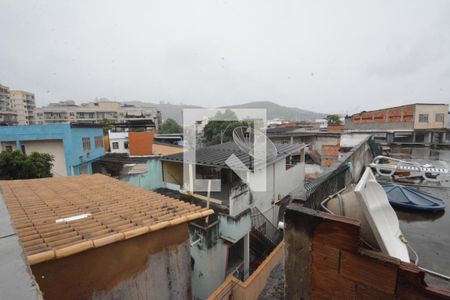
(160, 118, 183, 134)
(326, 114, 342, 125)
(202, 109, 253, 145)
(0, 150, 54, 180)
(101, 118, 113, 135)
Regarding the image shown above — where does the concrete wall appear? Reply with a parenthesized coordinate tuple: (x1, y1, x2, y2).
(21, 140, 67, 177)
(120, 159, 164, 190)
(414, 104, 449, 130)
(340, 133, 371, 148)
(251, 158, 305, 226)
(31, 224, 192, 300)
(108, 131, 128, 154)
(219, 210, 251, 243)
(190, 221, 229, 300)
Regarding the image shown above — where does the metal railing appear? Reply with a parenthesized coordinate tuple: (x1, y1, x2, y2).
(251, 207, 282, 246)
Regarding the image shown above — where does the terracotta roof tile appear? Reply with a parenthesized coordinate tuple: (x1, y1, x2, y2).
(0, 174, 213, 265)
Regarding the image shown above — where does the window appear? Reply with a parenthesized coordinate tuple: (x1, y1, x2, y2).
(112, 142, 119, 149)
(435, 113, 444, 122)
(21, 145, 26, 155)
(5, 145, 12, 151)
(124, 142, 129, 149)
(95, 136, 103, 148)
(418, 114, 428, 123)
(82, 137, 91, 153)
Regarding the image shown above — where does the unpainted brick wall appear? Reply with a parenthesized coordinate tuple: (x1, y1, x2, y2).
(284, 206, 450, 300)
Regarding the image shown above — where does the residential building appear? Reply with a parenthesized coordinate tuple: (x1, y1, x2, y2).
(10, 90, 36, 124)
(160, 141, 306, 299)
(108, 121, 156, 156)
(0, 123, 105, 176)
(154, 133, 184, 145)
(0, 84, 17, 125)
(35, 100, 161, 127)
(345, 103, 449, 144)
(0, 174, 213, 300)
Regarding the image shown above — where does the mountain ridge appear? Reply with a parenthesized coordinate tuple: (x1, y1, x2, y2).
(124, 100, 326, 124)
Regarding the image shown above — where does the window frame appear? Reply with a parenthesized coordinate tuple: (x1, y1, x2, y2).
(94, 136, 103, 149)
(418, 114, 428, 123)
(82, 137, 91, 153)
(112, 142, 119, 150)
(435, 113, 444, 123)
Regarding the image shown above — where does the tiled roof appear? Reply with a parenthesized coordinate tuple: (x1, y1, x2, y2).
(161, 141, 306, 169)
(0, 174, 213, 265)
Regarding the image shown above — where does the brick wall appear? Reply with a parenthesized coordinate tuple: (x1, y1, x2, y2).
(284, 205, 450, 299)
(321, 144, 340, 167)
(350, 105, 416, 127)
(327, 125, 344, 132)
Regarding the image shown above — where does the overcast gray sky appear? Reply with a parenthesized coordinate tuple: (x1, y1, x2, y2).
(1, 0, 449, 114)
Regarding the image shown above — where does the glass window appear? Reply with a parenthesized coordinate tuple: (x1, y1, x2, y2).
(124, 142, 129, 149)
(95, 136, 103, 148)
(82, 137, 91, 153)
(418, 114, 428, 123)
(112, 142, 119, 149)
(435, 113, 444, 122)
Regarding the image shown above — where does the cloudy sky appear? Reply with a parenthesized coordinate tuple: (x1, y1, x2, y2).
(0, 0, 449, 114)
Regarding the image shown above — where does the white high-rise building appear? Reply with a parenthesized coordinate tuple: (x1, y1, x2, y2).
(0, 84, 17, 125)
(10, 90, 36, 125)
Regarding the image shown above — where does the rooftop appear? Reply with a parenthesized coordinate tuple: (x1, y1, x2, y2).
(0, 174, 213, 265)
(161, 141, 306, 169)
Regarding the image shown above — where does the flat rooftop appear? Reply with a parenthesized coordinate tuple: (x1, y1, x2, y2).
(0, 174, 213, 265)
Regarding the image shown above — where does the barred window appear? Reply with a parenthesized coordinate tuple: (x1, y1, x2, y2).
(95, 136, 103, 148)
(418, 114, 428, 123)
(435, 113, 444, 122)
(82, 137, 91, 153)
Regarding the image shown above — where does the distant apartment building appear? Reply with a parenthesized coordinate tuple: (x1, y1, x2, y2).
(35, 100, 161, 128)
(0, 123, 105, 176)
(10, 90, 36, 124)
(345, 103, 449, 143)
(0, 84, 17, 125)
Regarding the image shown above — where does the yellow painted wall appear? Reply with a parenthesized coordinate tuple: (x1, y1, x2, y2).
(163, 161, 184, 186)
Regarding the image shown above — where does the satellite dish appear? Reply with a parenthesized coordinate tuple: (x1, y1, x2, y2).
(232, 126, 278, 162)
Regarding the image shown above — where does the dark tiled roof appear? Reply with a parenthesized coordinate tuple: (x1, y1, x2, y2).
(161, 142, 306, 169)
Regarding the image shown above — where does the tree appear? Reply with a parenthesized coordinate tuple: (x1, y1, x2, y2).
(326, 114, 342, 125)
(160, 118, 183, 134)
(0, 150, 54, 180)
(101, 118, 113, 135)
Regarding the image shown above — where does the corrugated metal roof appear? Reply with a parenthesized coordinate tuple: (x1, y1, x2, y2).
(161, 141, 306, 169)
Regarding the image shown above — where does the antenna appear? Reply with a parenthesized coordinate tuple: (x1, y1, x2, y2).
(232, 126, 278, 163)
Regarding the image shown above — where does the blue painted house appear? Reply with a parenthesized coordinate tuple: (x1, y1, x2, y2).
(0, 123, 105, 176)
